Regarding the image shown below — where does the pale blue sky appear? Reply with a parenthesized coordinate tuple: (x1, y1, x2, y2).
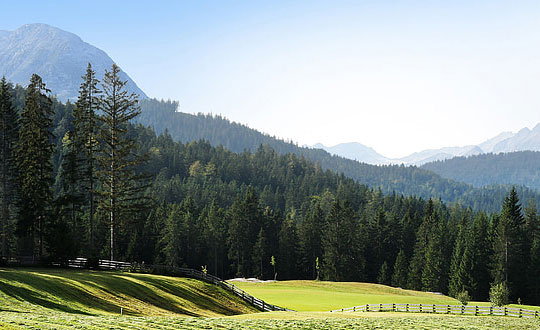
(2, 1, 540, 157)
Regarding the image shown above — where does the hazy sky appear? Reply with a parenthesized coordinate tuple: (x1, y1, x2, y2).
(2, 0, 540, 158)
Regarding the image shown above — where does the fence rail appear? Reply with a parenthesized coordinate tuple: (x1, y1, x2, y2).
(0, 256, 292, 313)
(330, 303, 540, 318)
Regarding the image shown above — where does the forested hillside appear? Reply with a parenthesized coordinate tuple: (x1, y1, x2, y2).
(2, 70, 540, 308)
(422, 151, 540, 191)
(138, 98, 540, 212)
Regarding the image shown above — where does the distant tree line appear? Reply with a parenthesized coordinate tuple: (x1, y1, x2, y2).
(0, 67, 540, 307)
(422, 151, 540, 191)
(138, 98, 540, 213)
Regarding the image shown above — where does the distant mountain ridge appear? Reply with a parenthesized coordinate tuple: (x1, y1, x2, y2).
(314, 124, 540, 166)
(0, 23, 147, 101)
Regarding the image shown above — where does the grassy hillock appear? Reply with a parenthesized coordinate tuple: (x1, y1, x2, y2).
(230, 280, 459, 311)
(0, 268, 256, 317)
(1, 269, 539, 329)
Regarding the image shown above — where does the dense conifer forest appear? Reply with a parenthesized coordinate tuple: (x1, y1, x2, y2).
(1, 67, 540, 307)
(422, 151, 540, 190)
(138, 99, 540, 212)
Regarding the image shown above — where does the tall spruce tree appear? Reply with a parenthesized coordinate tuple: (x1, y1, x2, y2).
(97, 64, 148, 260)
(16, 74, 54, 258)
(0, 77, 19, 257)
(492, 187, 526, 301)
(74, 63, 100, 252)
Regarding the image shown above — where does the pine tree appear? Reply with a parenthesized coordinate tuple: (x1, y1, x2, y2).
(492, 187, 526, 301)
(56, 131, 84, 253)
(74, 63, 100, 252)
(278, 208, 299, 280)
(97, 64, 149, 260)
(0, 77, 19, 257)
(253, 228, 267, 279)
(422, 219, 444, 292)
(322, 199, 363, 281)
(470, 212, 491, 301)
(16, 74, 54, 258)
(528, 238, 540, 305)
(298, 199, 324, 279)
(391, 249, 408, 288)
(407, 199, 435, 290)
(377, 261, 390, 285)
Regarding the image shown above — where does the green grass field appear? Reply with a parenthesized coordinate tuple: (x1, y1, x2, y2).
(0, 268, 539, 329)
(0, 268, 256, 317)
(230, 280, 459, 311)
(0, 311, 539, 329)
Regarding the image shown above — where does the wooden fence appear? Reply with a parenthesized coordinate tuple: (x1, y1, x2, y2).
(330, 303, 540, 318)
(0, 256, 292, 313)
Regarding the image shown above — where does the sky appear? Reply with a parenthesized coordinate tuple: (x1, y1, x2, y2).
(2, 0, 540, 158)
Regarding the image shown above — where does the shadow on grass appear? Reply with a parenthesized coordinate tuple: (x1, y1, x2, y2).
(0, 269, 253, 317)
(0, 281, 90, 315)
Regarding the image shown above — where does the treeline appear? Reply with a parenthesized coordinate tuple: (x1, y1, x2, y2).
(138, 99, 540, 212)
(0, 63, 148, 261)
(1, 68, 540, 307)
(422, 151, 540, 191)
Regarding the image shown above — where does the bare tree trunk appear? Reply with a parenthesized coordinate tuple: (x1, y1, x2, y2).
(1, 150, 6, 257)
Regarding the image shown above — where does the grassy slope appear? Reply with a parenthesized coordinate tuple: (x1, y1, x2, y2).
(230, 280, 459, 311)
(0, 270, 538, 329)
(0, 268, 257, 317)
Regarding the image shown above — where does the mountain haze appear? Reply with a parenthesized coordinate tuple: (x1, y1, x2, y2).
(0, 23, 147, 101)
(314, 124, 540, 165)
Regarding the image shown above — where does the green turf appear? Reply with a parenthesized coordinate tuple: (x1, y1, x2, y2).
(0, 268, 257, 317)
(0, 311, 539, 329)
(230, 280, 459, 311)
(1, 269, 538, 329)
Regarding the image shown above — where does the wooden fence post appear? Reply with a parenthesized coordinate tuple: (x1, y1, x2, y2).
(519, 308, 522, 318)
(504, 307, 507, 316)
(379, 303, 382, 312)
(475, 305, 478, 316)
(420, 304, 422, 313)
(432, 304, 435, 313)
(447, 305, 450, 314)
(392, 303, 395, 312)
(366, 304, 369, 312)
(406, 303, 409, 312)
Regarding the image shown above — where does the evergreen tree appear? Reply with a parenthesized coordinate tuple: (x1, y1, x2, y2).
(407, 199, 435, 290)
(97, 64, 148, 260)
(528, 238, 540, 304)
(391, 249, 408, 288)
(16, 74, 54, 258)
(0, 77, 19, 257)
(278, 208, 299, 280)
(422, 218, 444, 292)
(74, 63, 100, 252)
(470, 212, 491, 301)
(227, 188, 261, 277)
(298, 199, 324, 279)
(377, 261, 390, 285)
(322, 199, 363, 281)
(55, 131, 83, 253)
(492, 187, 526, 301)
(253, 228, 267, 279)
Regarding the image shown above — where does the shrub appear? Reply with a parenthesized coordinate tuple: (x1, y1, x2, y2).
(490, 282, 510, 307)
(456, 290, 470, 305)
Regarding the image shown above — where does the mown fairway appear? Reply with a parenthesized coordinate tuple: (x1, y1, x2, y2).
(230, 280, 459, 311)
(0, 269, 539, 329)
(0, 268, 256, 317)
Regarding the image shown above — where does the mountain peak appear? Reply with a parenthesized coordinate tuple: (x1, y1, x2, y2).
(0, 23, 147, 101)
